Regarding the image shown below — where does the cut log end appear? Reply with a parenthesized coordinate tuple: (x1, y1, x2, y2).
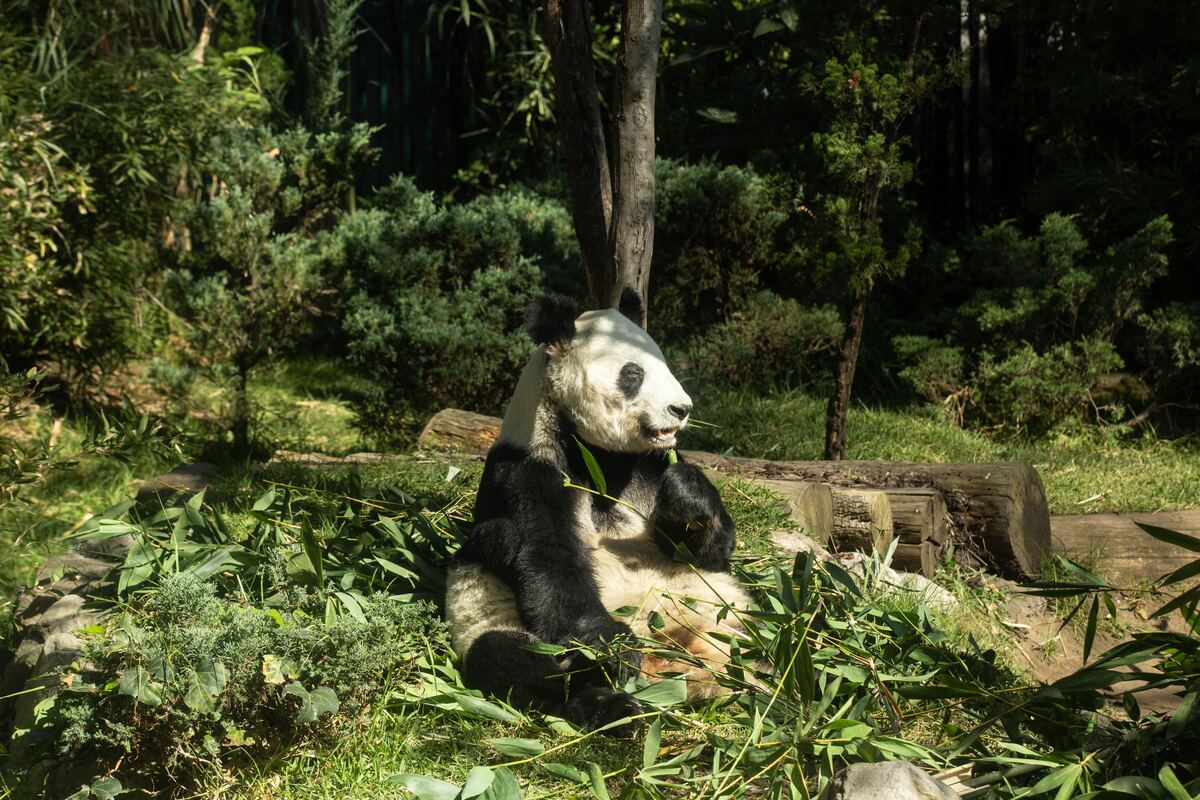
(830, 488, 894, 556)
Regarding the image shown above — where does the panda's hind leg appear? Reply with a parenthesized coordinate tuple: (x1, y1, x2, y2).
(461, 630, 642, 737)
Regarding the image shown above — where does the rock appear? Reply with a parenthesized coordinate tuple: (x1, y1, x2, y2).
(772, 528, 957, 610)
(819, 761, 961, 800)
(135, 461, 216, 504)
(835, 552, 959, 612)
(770, 529, 833, 561)
(10, 633, 85, 736)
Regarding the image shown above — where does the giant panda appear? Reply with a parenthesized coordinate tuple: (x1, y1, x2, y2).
(444, 290, 752, 734)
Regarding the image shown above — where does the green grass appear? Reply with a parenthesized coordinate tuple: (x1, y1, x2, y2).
(248, 357, 369, 456)
(686, 387, 1200, 515)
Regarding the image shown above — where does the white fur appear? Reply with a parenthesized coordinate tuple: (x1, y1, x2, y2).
(548, 309, 692, 453)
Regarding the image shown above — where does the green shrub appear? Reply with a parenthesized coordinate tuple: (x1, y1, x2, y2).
(895, 214, 1173, 436)
(12, 470, 460, 793)
(675, 291, 842, 391)
(972, 339, 1125, 435)
(162, 120, 377, 453)
(41, 573, 444, 791)
(337, 177, 580, 441)
(651, 160, 787, 343)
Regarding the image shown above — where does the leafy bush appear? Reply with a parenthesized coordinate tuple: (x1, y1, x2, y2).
(337, 177, 580, 441)
(651, 159, 787, 343)
(42, 573, 442, 791)
(895, 214, 1174, 435)
(675, 291, 842, 391)
(162, 121, 375, 453)
(12, 471, 460, 793)
(972, 340, 1125, 434)
(0, 33, 275, 401)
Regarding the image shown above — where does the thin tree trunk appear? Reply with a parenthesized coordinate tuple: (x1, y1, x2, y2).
(544, 0, 613, 309)
(190, 2, 220, 64)
(232, 363, 250, 455)
(607, 0, 661, 311)
(824, 286, 870, 460)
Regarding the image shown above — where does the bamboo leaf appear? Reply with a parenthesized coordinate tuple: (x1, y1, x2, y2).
(642, 717, 662, 769)
(387, 774, 460, 800)
(574, 437, 607, 496)
(487, 737, 544, 757)
(461, 766, 495, 799)
(1136, 522, 1200, 553)
(1083, 596, 1100, 662)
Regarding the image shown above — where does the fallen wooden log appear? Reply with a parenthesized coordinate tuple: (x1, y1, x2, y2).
(1050, 510, 1200, 585)
(830, 487, 894, 555)
(886, 488, 950, 577)
(681, 450, 1050, 578)
(754, 479, 834, 544)
(419, 408, 503, 453)
(418, 409, 1051, 577)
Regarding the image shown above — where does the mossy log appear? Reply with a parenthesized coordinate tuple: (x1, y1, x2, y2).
(419, 408, 503, 453)
(680, 451, 1049, 577)
(754, 479, 834, 544)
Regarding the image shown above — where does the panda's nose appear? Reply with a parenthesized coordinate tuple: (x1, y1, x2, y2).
(668, 403, 692, 421)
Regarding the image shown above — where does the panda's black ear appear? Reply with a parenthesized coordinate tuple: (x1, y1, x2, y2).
(617, 286, 645, 328)
(525, 294, 580, 349)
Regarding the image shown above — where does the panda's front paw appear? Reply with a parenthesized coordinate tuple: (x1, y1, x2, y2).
(566, 687, 643, 737)
(569, 617, 643, 687)
(653, 463, 735, 571)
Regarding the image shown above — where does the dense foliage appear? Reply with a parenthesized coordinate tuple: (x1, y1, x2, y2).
(2, 1, 1200, 795)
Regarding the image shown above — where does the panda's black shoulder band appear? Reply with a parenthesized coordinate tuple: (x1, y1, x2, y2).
(525, 294, 580, 347)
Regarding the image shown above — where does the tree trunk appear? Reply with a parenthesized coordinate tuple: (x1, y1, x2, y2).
(825, 286, 870, 460)
(544, 0, 662, 317)
(544, 0, 613, 309)
(607, 0, 661, 310)
(232, 363, 250, 455)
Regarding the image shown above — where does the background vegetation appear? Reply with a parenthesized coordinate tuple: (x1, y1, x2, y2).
(1, 0, 1198, 797)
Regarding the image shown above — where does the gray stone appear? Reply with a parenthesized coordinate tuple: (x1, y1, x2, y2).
(135, 461, 216, 504)
(771, 529, 833, 561)
(835, 552, 959, 612)
(11, 632, 85, 735)
(819, 761, 961, 800)
(36, 550, 117, 584)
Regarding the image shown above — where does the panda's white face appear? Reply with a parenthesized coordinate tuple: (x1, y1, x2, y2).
(546, 309, 693, 453)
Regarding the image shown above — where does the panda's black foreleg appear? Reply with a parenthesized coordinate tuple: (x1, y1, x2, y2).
(463, 630, 642, 737)
(651, 461, 736, 572)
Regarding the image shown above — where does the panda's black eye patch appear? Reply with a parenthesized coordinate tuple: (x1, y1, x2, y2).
(617, 361, 644, 399)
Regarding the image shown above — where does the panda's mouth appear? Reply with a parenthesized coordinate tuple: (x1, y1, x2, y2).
(640, 423, 680, 448)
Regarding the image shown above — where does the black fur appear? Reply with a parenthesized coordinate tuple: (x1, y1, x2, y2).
(617, 361, 644, 399)
(651, 461, 736, 572)
(617, 286, 645, 327)
(525, 294, 581, 348)
(462, 630, 642, 735)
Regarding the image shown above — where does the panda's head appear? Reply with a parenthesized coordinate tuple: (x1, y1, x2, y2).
(526, 291, 693, 454)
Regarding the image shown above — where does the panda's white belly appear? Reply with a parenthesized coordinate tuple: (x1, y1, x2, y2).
(576, 492, 752, 634)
